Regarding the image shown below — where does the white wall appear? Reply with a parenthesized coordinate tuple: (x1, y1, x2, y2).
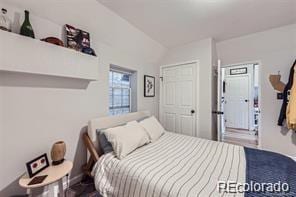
(0, 0, 166, 195)
(217, 24, 296, 157)
(0, 86, 3, 189)
(1, 1, 295, 195)
(161, 38, 214, 140)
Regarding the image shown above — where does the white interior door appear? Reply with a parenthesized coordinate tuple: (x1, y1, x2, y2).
(224, 75, 250, 130)
(160, 62, 198, 136)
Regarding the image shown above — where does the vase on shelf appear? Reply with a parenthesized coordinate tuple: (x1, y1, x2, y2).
(20, 10, 35, 38)
(0, 8, 11, 32)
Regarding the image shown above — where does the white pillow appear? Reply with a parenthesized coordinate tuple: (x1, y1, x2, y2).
(139, 116, 165, 142)
(103, 121, 150, 159)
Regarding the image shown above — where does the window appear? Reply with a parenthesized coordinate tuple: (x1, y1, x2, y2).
(109, 69, 132, 116)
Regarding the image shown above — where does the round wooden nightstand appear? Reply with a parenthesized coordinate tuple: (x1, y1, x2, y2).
(19, 160, 73, 197)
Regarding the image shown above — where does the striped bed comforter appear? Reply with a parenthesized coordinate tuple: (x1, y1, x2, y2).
(92, 132, 246, 197)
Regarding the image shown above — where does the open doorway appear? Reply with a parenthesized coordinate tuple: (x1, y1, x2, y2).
(220, 62, 260, 148)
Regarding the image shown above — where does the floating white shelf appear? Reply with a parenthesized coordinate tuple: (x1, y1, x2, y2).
(0, 30, 98, 81)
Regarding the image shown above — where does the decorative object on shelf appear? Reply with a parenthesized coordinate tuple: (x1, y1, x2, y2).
(20, 10, 35, 38)
(269, 71, 285, 92)
(26, 153, 49, 178)
(0, 8, 11, 32)
(51, 141, 66, 165)
(65, 24, 90, 52)
(82, 47, 96, 56)
(144, 75, 155, 97)
(41, 37, 64, 47)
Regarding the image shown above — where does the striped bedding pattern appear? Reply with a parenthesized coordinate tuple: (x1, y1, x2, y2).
(92, 132, 246, 197)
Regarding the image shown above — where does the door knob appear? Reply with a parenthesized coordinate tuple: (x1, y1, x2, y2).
(212, 111, 224, 115)
(191, 110, 195, 114)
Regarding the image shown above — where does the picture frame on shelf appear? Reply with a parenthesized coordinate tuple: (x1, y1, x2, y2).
(26, 153, 49, 178)
(144, 75, 155, 97)
(65, 24, 90, 51)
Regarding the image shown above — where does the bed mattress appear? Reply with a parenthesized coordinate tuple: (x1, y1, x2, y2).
(92, 132, 246, 197)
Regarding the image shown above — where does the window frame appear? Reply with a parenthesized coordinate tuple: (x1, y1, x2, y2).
(109, 68, 132, 116)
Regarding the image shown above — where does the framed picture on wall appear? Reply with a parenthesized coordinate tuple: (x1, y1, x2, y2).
(144, 75, 155, 97)
(230, 67, 247, 75)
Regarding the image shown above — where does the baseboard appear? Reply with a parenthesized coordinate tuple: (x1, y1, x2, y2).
(68, 173, 84, 186)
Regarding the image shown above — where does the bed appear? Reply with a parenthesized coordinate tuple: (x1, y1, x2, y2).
(84, 111, 296, 197)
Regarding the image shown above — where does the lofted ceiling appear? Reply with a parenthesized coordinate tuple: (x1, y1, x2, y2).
(97, 0, 296, 47)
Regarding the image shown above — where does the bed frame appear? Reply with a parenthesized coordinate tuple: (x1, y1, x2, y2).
(82, 111, 151, 176)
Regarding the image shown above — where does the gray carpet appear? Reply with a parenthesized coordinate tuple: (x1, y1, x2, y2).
(67, 177, 101, 197)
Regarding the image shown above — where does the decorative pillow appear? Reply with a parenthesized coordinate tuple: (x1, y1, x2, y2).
(103, 121, 150, 159)
(138, 116, 165, 142)
(96, 129, 113, 154)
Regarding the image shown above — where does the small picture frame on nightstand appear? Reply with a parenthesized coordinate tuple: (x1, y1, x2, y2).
(26, 153, 49, 178)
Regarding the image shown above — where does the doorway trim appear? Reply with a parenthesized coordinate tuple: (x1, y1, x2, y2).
(221, 60, 262, 148)
(159, 60, 199, 136)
